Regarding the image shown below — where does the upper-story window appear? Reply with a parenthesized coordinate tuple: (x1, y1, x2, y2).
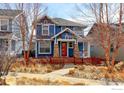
(0, 19, 9, 31)
(42, 24, 49, 36)
(11, 40, 16, 51)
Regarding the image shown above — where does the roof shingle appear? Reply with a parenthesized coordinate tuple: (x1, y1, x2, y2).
(52, 18, 84, 27)
(0, 9, 22, 17)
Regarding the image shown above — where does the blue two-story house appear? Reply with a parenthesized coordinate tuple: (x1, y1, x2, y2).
(35, 15, 91, 58)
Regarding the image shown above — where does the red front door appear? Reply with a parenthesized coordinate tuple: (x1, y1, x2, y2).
(61, 42, 67, 57)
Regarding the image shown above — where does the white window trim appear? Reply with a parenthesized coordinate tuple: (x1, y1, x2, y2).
(0, 19, 9, 31)
(83, 42, 89, 58)
(41, 23, 55, 36)
(42, 24, 50, 36)
(38, 40, 51, 54)
(11, 40, 16, 51)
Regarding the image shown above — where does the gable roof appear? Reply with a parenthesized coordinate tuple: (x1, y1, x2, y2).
(51, 28, 82, 39)
(37, 15, 85, 27)
(52, 18, 84, 27)
(0, 9, 22, 17)
(83, 24, 94, 36)
(37, 15, 55, 24)
(86, 23, 124, 37)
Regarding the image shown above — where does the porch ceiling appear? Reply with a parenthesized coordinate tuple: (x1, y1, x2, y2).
(57, 39, 76, 42)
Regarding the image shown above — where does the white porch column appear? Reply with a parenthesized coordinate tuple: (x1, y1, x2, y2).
(83, 42, 90, 58)
(8, 39, 11, 52)
(35, 41, 37, 58)
(88, 42, 90, 57)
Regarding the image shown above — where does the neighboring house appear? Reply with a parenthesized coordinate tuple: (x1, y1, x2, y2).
(35, 15, 91, 58)
(87, 23, 124, 61)
(0, 9, 23, 55)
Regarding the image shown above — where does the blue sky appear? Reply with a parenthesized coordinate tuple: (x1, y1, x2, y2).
(44, 3, 77, 19)
(0, 3, 85, 19)
(0, 3, 92, 24)
(0, 3, 78, 19)
(43, 3, 93, 24)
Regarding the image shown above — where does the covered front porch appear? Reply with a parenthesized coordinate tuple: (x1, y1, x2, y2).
(53, 39, 90, 58)
(58, 39, 76, 57)
(52, 28, 90, 58)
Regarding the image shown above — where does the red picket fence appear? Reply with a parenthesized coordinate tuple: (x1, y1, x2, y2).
(83, 57, 105, 65)
(38, 57, 105, 65)
(19, 57, 105, 66)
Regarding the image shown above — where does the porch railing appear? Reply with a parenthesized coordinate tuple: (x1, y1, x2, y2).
(28, 57, 105, 66)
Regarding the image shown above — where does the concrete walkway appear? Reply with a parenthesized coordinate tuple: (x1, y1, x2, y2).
(7, 68, 124, 85)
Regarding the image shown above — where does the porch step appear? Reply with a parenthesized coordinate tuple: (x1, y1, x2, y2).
(63, 64, 75, 69)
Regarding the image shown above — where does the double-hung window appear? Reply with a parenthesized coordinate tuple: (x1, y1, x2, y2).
(11, 40, 16, 51)
(42, 24, 49, 35)
(0, 19, 8, 31)
(0, 39, 8, 50)
(39, 40, 51, 54)
(83, 42, 88, 56)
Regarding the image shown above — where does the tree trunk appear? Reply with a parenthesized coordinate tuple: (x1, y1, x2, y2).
(105, 48, 110, 67)
(26, 25, 35, 64)
(23, 39, 27, 62)
(111, 48, 118, 72)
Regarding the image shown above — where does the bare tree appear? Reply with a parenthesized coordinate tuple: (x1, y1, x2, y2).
(0, 3, 47, 65)
(15, 3, 47, 64)
(76, 3, 124, 84)
(0, 47, 16, 85)
(15, 4, 27, 64)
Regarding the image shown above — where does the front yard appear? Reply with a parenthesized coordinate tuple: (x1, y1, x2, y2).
(66, 64, 124, 84)
(1, 58, 124, 85)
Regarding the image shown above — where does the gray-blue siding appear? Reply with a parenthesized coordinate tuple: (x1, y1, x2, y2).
(55, 26, 61, 34)
(61, 32, 74, 39)
(49, 25, 55, 36)
(36, 25, 42, 38)
(36, 25, 74, 38)
(55, 26, 73, 34)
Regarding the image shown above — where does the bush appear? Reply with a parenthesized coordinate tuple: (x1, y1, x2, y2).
(0, 48, 16, 77)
